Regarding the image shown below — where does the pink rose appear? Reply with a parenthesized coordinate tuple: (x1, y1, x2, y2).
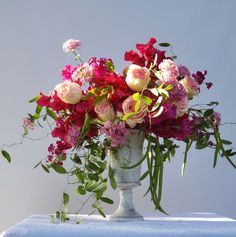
(179, 75, 199, 99)
(54, 80, 82, 104)
(122, 96, 147, 128)
(94, 99, 116, 122)
(62, 39, 81, 53)
(125, 64, 150, 91)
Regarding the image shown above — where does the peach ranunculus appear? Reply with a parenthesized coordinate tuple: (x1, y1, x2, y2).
(62, 39, 81, 53)
(54, 80, 82, 104)
(122, 96, 147, 128)
(94, 99, 116, 122)
(179, 75, 199, 99)
(125, 64, 150, 92)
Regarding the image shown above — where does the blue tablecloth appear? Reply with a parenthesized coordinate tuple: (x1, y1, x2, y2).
(1, 213, 236, 237)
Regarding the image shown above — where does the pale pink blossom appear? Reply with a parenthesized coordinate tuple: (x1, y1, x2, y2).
(62, 39, 81, 53)
(179, 75, 199, 99)
(158, 59, 179, 81)
(22, 118, 35, 130)
(122, 96, 147, 128)
(170, 96, 189, 118)
(100, 121, 128, 147)
(54, 80, 82, 104)
(126, 64, 150, 91)
(72, 63, 93, 83)
(94, 99, 116, 122)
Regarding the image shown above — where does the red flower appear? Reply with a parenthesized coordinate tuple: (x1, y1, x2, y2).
(36, 93, 51, 107)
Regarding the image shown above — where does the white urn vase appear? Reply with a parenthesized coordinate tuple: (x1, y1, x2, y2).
(109, 130, 144, 221)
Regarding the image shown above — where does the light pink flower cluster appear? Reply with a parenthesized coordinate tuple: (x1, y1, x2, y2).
(100, 121, 128, 147)
(65, 126, 80, 146)
(72, 63, 93, 83)
(158, 59, 179, 81)
(62, 39, 81, 53)
(22, 118, 35, 130)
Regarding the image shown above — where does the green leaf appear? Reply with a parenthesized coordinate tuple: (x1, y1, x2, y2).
(105, 60, 115, 72)
(221, 139, 232, 145)
(77, 186, 86, 195)
(81, 113, 91, 137)
(165, 84, 173, 91)
(132, 92, 140, 101)
(159, 42, 171, 47)
(28, 95, 41, 103)
(51, 163, 67, 174)
(213, 146, 220, 168)
(63, 192, 70, 205)
(57, 153, 66, 161)
(46, 107, 57, 120)
(122, 111, 138, 121)
(158, 88, 169, 98)
(97, 208, 106, 218)
(71, 154, 82, 164)
(35, 105, 42, 115)
(108, 166, 117, 189)
(33, 160, 42, 169)
(134, 100, 141, 112)
(150, 88, 159, 96)
(100, 197, 114, 204)
(93, 182, 106, 192)
(1, 150, 11, 163)
(207, 101, 219, 106)
(139, 170, 149, 181)
(141, 96, 152, 105)
(41, 164, 50, 173)
(204, 109, 214, 117)
(85, 180, 98, 191)
(87, 162, 100, 172)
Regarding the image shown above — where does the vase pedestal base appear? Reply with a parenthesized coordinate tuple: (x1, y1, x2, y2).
(109, 182, 144, 222)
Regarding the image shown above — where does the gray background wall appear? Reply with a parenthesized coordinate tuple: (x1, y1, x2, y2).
(0, 0, 236, 232)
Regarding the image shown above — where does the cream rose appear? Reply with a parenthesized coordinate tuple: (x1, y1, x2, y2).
(54, 80, 82, 104)
(94, 99, 116, 122)
(125, 64, 150, 92)
(179, 75, 199, 99)
(122, 96, 147, 128)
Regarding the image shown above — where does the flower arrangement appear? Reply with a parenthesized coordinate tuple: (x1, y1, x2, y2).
(1, 37, 236, 221)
